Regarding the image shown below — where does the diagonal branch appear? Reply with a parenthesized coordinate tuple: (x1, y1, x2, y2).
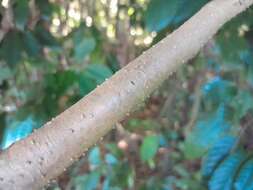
(0, 0, 253, 189)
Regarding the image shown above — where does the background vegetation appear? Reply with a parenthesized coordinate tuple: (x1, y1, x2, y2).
(0, 0, 253, 189)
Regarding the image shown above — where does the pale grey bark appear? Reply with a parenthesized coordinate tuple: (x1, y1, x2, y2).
(0, 0, 252, 189)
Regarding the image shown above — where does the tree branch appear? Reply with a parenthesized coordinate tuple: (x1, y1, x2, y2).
(0, 0, 253, 189)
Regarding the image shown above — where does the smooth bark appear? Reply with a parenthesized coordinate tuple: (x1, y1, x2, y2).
(0, 0, 253, 189)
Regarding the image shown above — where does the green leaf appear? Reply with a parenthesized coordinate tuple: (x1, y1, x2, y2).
(0, 31, 23, 66)
(0, 66, 12, 83)
(208, 151, 245, 190)
(79, 64, 113, 96)
(184, 105, 231, 159)
(245, 181, 253, 190)
(216, 22, 248, 65)
(145, 0, 179, 32)
(234, 159, 253, 190)
(103, 161, 135, 190)
(245, 53, 253, 86)
(173, 0, 208, 25)
(247, 68, 253, 87)
(102, 178, 111, 190)
(88, 146, 101, 166)
(105, 153, 118, 165)
(0, 114, 6, 146)
(1, 116, 36, 149)
(106, 143, 123, 158)
(14, 0, 29, 30)
(110, 162, 135, 188)
(202, 77, 237, 107)
(140, 135, 159, 161)
(22, 31, 41, 57)
(139, 176, 165, 190)
(231, 91, 253, 120)
(74, 171, 101, 190)
(35, 0, 55, 20)
(106, 54, 120, 73)
(202, 136, 237, 177)
(74, 37, 96, 62)
(45, 70, 77, 97)
(127, 119, 160, 132)
(34, 24, 59, 47)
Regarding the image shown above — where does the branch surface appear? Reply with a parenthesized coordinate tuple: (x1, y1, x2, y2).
(0, 0, 253, 189)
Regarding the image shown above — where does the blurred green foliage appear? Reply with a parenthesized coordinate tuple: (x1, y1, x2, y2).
(0, 0, 253, 189)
